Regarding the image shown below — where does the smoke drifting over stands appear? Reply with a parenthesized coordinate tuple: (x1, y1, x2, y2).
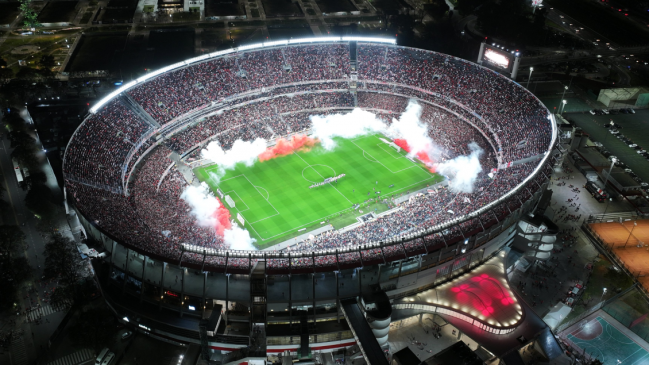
(63, 42, 554, 272)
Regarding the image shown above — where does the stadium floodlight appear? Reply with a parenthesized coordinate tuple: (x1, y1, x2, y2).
(185, 54, 210, 64)
(238, 43, 263, 52)
(263, 40, 289, 47)
(209, 49, 236, 58)
(342, 36, 396, 44)
(289, 37, 341, 44)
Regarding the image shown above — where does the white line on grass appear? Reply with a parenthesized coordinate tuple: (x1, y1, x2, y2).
(351, 139, 418, 174)
(218, 174, 244, 183)
(226, 190, 251, 212)
(242, 174, 280, 215)
(294, 151, 353, 204)
(377, 142, 406, 159)
(249, 212, 280, 224)
(362, 151, 379, 163)
(255, 186, 270, 200)
(255, 206, 352, 241)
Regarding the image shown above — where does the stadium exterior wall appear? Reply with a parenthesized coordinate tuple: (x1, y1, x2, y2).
(77, 179, 544, 331)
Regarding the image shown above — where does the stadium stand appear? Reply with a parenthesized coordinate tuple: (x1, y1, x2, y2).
(64, 41, 555, 272)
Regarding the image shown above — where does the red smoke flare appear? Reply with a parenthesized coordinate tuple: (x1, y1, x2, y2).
(214, 197, 232, 236)
(393, 138, 411, 152)
(258, 134, 319, 162)
(393, 139, 436, 173)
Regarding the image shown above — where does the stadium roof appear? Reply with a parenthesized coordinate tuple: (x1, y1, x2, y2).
(89, 36, 396, 113)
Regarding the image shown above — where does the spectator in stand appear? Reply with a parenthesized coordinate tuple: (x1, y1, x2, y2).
(65, 43, 554, 270)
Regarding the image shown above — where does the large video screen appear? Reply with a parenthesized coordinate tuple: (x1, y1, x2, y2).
(482, 47, 512, 71)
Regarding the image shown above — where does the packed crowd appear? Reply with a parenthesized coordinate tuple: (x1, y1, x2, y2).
(64, 99, 152, 188)
(127, 44, 351, 125)
(357, 45, 552, 163)
(64, 42, 555, 271)
(165, 91, 354, 153)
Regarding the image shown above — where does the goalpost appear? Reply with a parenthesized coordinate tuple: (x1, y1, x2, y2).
(379, 137, 401, 152)
(225, 195, 236, 208)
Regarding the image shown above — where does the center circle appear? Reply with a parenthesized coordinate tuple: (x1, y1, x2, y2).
(302, 164, 336, 183)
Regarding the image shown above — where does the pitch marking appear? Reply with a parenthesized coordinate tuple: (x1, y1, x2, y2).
(351, 139, 418, 174)
(226, 190, 250, 212)
(377, 142, 406, 159)
(362, 151, 379, 163)
(242, 174, 280, 215)
(301, 164, 336, 183)
(255, 186, 270, 201)
(294, 152, 352, 204)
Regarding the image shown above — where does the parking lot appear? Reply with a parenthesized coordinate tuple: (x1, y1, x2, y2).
(564, 109, 649, 184)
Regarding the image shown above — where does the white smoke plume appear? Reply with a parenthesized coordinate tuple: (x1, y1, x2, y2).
(180, 183, 220, 228)
(224, 223, 257, 251)
(180, 183, 258, 250)
(310, 108, 387, 150)
(437, 142, 484, 193)
(386, 100, 442, 161)
(201, 138, 267, 169)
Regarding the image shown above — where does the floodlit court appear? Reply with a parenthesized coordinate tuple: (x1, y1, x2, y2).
(589, 220, 649, 289)
(195, 134, 442, 248)
(561, 313, 649, 365)
(590, 220, 649, 248)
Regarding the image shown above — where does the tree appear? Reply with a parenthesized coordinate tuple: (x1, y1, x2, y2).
(24, 183, 55, 218)
(43, 232, 81, 286)
(16, 67, 42, 80)
(0, 58, 11, 80)
(0, 67, 14, 80)
(8, 129, 34, 149)
(0, 255, 32, 310)
(19, 170, 47, 190)
(0, 225, 26, 258)
(37, 55, 55, 77)
(11, 144, 39, 171)
(19, 0, 41, 29)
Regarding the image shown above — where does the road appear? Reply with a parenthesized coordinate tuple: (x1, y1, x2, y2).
(0, 111, 84, 365)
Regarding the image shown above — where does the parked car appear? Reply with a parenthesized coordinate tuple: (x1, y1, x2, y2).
(121, 331, 133, 341)
(589, 109, 597, 115)
(602, 109, 610, 114)
(627, 108, 636, 114)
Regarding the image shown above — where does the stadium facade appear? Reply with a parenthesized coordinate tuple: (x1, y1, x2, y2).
(64, 38, 561, 364)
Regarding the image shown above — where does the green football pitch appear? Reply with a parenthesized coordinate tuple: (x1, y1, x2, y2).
(194, 134, 443, 249)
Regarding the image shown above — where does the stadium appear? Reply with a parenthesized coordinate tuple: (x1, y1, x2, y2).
(64, 38, 559, 364)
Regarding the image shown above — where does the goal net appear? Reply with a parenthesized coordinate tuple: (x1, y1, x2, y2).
(225, 195, 236, 208)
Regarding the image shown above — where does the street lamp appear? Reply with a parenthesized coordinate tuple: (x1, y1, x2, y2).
(557, 85, 569, 113)
(599, 157, 616, 222)
(560, 99, 567, 114)
(527, 67, 534, 89)
(624, 221, 638, 248)
(560, 85, 569, 101)
(601, 287, 607, 302)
